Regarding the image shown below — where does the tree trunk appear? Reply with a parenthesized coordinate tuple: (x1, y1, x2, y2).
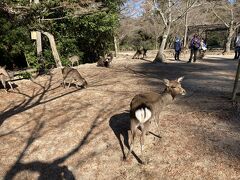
(41, 31, 63, 68)
(155, 36, 158, 50)
(183, 0, 190, 48)
(225, 22, 235, 53)
(154, 25, 170, 63)
(114, 35, 118, 57)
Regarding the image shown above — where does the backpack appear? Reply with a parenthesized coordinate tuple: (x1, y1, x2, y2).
(192, 38, 200, 48)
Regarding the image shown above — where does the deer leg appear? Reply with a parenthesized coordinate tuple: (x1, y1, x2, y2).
(68, 80, 73, 88)
(1, 79, 7, 92)
(63, 79, 66, 88)
(144, 120, 151, 136)
(126, 119, 138, 160)
(140, 124, 145, 155)
(153, 116, 161, 142)
(140, 123, 150, 164)
(8, 81, 13, 91)
(132, 54, 136, 59)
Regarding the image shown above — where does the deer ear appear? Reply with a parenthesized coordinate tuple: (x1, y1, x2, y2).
(177, 76, 184, 82)
(163, 79, 170, 86)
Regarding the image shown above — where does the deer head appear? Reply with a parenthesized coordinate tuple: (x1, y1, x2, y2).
(163, 76, 186, 98)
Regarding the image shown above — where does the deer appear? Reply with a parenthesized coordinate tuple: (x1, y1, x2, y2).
(97, 53, 113, 67)
(68, 55, 80, 67)
(132, 48, 147, 59)
(61, 67, 87, 89)
(0, 66, 14, 92)
(126, 77, 186, 164)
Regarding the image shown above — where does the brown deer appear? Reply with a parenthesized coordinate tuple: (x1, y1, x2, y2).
(97, 53, 113, 67)
(132, 48, 147, 59)
(61, 67, 87, 88)
(126, 77, 186, 163)
(68, 55, 80, 67)
(0, 66, 14, 92)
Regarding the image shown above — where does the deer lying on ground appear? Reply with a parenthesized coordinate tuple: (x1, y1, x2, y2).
(132, 48, 147, 59)
(68, 55, 80, 67)
(97, 53, 113, 67)
(0, 66, 13, 92)
(61, 67, 87, 89)
(126, 77, 186, 163)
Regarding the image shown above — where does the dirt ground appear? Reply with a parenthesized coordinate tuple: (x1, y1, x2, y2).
(1, 50, 240, 180)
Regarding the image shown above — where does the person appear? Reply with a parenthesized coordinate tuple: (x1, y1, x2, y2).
(234, 34, 240, 59)
(174, 37, 182, 61)
(199, 38, 207, 59)
(188, 34, 201, 63)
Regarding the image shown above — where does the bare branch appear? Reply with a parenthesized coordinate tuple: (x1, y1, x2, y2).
(153, 0, 167, 26)
(172, 0, 201, 23)
(211, 8, 229, 28)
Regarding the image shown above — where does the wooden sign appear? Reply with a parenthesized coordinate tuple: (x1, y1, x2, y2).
(31, 31, 37, 40)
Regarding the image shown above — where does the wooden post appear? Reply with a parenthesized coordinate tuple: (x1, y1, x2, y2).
(232, 60, 240, 100)
(36, 31, 42, 57)
(41, 31, 63, 68)
(31, 31, 44, 73)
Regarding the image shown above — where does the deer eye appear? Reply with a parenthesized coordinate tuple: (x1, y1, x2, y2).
(171, 86, 176, 88)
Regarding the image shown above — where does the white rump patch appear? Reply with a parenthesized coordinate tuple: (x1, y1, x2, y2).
(135, 108, 152, 123)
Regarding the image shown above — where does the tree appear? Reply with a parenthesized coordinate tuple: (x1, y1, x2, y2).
(207, 0, 240, 52)
(143, 0, 201, 63)
(0, 0, 125, 69)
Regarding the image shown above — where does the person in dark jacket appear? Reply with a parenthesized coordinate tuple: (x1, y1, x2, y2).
(188, 34, 201, 63)
(234, 34, 240, 59)
(174, 37, 182, 61)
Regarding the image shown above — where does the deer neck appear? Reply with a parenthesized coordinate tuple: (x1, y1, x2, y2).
(161, 88, 175, 105)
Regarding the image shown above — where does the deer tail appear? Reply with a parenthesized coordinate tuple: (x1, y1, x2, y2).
(135, 107, 152, 123)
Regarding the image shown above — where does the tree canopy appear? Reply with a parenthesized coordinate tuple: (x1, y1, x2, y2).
(0, 0, 124, 69)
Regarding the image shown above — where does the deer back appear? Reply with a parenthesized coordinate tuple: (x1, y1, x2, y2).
(68, 55, 80, 63)
(0, 66, 12, 81)
(62, 67, 83, 80)
(130, 92, 165, 119)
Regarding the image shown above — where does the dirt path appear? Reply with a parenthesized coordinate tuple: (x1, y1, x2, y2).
(1, 51, 240, 179)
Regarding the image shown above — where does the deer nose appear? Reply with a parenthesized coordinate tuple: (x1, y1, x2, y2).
(182, 89, 186, 95)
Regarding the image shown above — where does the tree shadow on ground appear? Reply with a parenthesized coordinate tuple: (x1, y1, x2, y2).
(0, 75, 83, 127)
(4, 110, 104, 180)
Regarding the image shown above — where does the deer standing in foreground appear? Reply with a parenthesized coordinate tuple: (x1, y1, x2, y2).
(0, 66, 13, 92)
(61, 67, 87, 89)
(126, 77, 186, 163)
(68, 55, 80, 67)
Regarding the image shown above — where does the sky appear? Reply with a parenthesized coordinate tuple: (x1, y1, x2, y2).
(121, 0, 145, 18)
(122, 0, 237, 18)
(228, 0, 236, 4)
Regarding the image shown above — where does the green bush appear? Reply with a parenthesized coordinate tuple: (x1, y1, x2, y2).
(17, 71, 32, 79)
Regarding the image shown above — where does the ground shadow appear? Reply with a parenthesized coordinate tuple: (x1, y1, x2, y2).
(109, 111, 130, 160)
(109, 111, 143, 164)
(0, 75, 82, 127)
(4, 112, 104, 179)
